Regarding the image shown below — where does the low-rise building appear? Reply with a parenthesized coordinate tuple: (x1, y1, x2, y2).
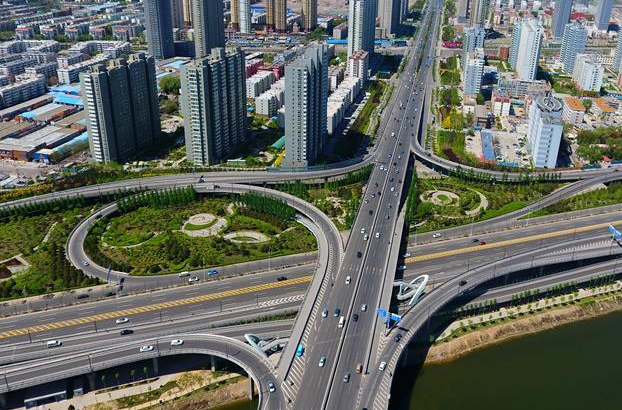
(246, 70, 275, 99)
(573, 54, 604, 92)
(348, 50, 369, 82)
(0, 75, 47, 109)
(592, 97, 617, 121)
(255, 78, 285, 117)
(328, 65, 345, 92)
(562, 97, 585, 125)
(57, 55, 108, 84)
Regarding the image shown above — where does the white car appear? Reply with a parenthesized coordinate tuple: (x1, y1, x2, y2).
(319, 357, 326, 367)
(379, 361, 387, 371)
(322, 309, 328, 318)
(82, 261, 89, 267)
(363, 234, 369, 241)
(46, 340, 62, 348)
(170, 339, 184, 346)
(188, 276, 199, 283)
(116, 317, 129, 325)
(397, 265, 406, 271)
(403, 253, 411, 258)
(268, 381, 276, 392)
(361, 228, 366, 234)
(361, 304, 368, 312)
(390, 187, 395, 192)
(139, 345, 154, 352)
(375, 232, 380, 238)
(345, 276, 351, 285)
(432, 233, 442, 238)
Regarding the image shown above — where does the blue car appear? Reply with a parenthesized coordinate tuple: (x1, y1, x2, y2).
(208, 269, 219, 276)
(296, 344, 305, 357)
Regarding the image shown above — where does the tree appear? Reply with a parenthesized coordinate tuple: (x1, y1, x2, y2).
(582, 98, 592, 112)
(159, 76, 181, 95)
(143, 366, 149, 379)
(114, 372, 120, 386)
(100, 374, 107, 387)
(130, 369, 136, 381)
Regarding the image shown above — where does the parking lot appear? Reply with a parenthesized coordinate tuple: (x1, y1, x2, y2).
(465, 130, 531, 168)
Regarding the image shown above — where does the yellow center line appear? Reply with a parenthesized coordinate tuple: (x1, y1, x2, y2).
(0, 276, 313, 340)
(406, 220, 620, 263)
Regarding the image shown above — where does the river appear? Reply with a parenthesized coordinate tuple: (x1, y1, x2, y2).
(395, 309, 622, 410)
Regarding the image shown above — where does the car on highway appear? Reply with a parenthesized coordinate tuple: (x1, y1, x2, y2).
(139, 345, 154, 353)
(343, 373, 351, 383)
(104, 291, 116, 297)
(353, 314, 359, 322)
(379, 361, 387, 371)
(459, 280, 468, 286)
(120, 329, 134, 336)
(77, 294, 89, 299)
(170, 339, 184, 346)
(277, 276, 287, 281)
(178, 271, 190, 277)
(356, 363, 363, 373)
(471, 238, 479, 243)
(319, 357, 326, 367)
(361, 228, 366, 234)
(46, 340, 62, 348)
(390, 187, 395, 192)
(207, 269, 219, 276)
(345, 276, 351, 285)
(363, 234, 369, 241)
(394, 334, 402, 342)
(188, 276, 199, 283)
(361, 303, 367, 312)
(479, 241, 486, 246)
(296, 344, 305, 357)
(375, 232, 380, 238)
(338, 316, 345, 328)
(432, 233, 442, 238)
(397, 265, 406, 271)
(82, 261, 89, 267)
(357, 251, 362, 258)
(116, 317, 129, 325)
(322, 309, 328, 318)
(268, 381, 276, 392)
(334, 308, 341, 317)
(364, 199, 369, 204)
(403, 252, 411, 258)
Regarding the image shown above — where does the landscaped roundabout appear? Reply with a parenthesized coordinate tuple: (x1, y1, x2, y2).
(84, 187, 317, 276)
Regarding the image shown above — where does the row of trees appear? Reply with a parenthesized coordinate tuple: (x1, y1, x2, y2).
(0, 195, 88, 222)
(117, 187, 197, 214)
(235, 192, 295, 220)
(405, 168, 419, 226)
(448, 166, 563, 184)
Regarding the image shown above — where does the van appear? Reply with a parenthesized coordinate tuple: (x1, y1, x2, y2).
(356, 363, 363, 374)
(338, 316, 345, 328)
(178, 271, 190, 277)
(46, 340, 61, 348)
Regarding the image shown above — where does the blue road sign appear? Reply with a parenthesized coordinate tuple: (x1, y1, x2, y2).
(609, 225, 622, 241)
(376, 309, 388, 318)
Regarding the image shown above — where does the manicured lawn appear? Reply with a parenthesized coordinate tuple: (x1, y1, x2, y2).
(184, 218, 218, 231)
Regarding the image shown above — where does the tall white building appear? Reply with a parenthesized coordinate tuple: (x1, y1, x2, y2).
(284, 44, 328, 168)
(595, 0, 613, 31)
(180, 47, 247, 165)
(527, 96, 563, 169)
(377, 0, 401, 37)
(508, 21, 522, 70)
(572, 54, 604, 92)
(347, 0, 377, 58)
(614, 33, 622, 72)
(239, 0, 252, 34)
(462, 24, 485, 66)
(463, 48, 485, 95)
(348, 50, 369, 82)
(514, 19, 543, 81)
(560, 21, 587, 74)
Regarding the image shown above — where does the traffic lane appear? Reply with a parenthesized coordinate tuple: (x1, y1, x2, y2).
(0, 265, 312, 332)
(0, 319, 294, 369)
(0, 279, 311, 345)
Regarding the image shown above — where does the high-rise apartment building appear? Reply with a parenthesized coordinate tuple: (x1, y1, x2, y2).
(463, 48, 484, 95)
(470, 0, 490, 25)
(595, 0, 613, 31)
(180, 47, 247, 166)
(183, 0, 193, 27)
(551, 0, 572, 39)
(170, 0, 185, 29)
(347, 0, 377, 58)
(614, 33, 622, 71)
(81, 54, 160, 164)
(377, 0, 401, 36)
(508, 21, 522, 70)
(284, 44, 328, 168)
(231, 0, 240, 31)
(266, 0, 287, 31)
(192, 0, 225, 58)
(144, 0, 174, 60)
(513, 19, 543, 81)
(302, 0, 318, 31)
(462, 24, 485, 66)
(572, 54, 604, 92)
(560, 21, 587, 74)
(239, 0, 252, 33)
(527, 96, 563, 169)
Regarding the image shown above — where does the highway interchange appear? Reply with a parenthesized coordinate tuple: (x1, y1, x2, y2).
(2, 1, 622, 409)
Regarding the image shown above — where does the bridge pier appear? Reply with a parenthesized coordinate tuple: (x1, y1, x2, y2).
(0, 392, 7, 409)
(211, 355, 216, 372)
(151, 357, 159, 375)
(247, 377, 255, 400)
(86, 373, 96, 391)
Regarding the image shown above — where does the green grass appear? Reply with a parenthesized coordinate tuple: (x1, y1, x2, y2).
(480, 201, 527, 220)
(116, 380, 178, 407)
(184, 218, 218, 231)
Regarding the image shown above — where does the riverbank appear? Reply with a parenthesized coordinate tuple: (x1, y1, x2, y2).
(424, 290, 622, 365)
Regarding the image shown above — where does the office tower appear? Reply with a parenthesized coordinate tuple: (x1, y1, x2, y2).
(551, 0, 572, 39)
(572, 54, 604, 91)
(239, 0, 252, 33)
(180, 47, 247, 165)
(560, 21, 586, 74)
(401, 0, 409, 21)
(183, 0, 193, 27)
(514, 19, 543, 80)
(347, 0, 377, 58)
(508, 20, 521, 70)
(595, 0, 613, 31)
(463, 48, 484, 94)
(470, 0, 490, 25)
(81, 54, 160, 164)
(614, 33, 622, 71)
(170, 0, 185, 29)
(266, 0, 287, 31)
(302, 0, 317, 31)
(284, 44, 328, 168)
(144, 0, 174, 60)
(231, 0, 240, 31)
(526, 96, 563, 169)
(462, 24, 485, 66)
(192, 0, 225, 58)
(378, 0, 401, 36)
